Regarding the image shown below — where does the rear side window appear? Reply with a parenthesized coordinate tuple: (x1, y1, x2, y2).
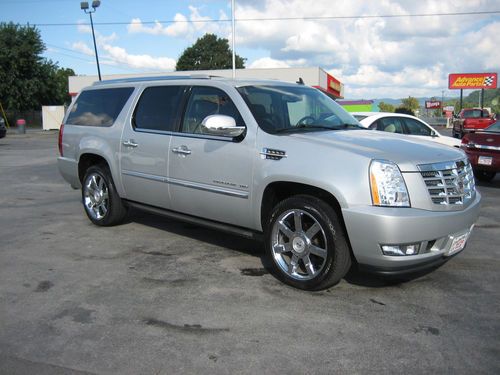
(67, 87, 134, 126)
(133, 86, 184, 131)
(376, 117, 404, 133)
(403, 118, 432, 136)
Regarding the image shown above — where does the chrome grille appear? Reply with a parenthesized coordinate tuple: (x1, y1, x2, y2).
(418, 159, 475, 206)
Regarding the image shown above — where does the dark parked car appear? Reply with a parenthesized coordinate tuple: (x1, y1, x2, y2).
(0, 117, 7, 138)
(461, 121, 500, 182)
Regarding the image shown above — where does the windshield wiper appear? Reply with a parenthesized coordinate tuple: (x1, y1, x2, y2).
(274, 125, 335, 134)
(274, 124, 362, 134)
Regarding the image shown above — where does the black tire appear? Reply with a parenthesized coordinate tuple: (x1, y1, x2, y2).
(82, 163, 127, 226)
(264, 195, 352, 291)
(474, 170, 496, 182)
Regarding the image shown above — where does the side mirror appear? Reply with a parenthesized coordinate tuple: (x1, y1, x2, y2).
(430, 130, 438, 137)
(201, 114, 245, 137)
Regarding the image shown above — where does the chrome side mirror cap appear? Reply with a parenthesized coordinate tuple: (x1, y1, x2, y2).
(201, 115, 245, 137)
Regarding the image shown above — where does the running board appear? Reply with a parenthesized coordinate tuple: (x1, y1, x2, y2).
(125, 200, 262, 241)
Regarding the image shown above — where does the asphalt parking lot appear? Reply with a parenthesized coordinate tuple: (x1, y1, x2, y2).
(1, 130, 499, 374)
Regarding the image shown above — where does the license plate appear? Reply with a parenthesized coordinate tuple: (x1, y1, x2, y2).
(478, 156, 492, 165)
(447, 232, 470, 256)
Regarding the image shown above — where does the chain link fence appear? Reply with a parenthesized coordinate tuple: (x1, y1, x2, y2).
(3, 110, 42, 128)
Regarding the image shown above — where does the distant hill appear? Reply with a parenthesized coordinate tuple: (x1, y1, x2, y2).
(348, 88, 499, 113)
(370, 97, 458, 107)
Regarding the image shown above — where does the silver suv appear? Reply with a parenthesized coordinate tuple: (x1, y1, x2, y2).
(58, 76, 481, 290)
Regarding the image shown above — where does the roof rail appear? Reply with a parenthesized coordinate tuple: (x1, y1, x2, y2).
(92, 74, 222, 86)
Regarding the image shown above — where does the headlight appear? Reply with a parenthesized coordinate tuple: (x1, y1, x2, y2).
(369, 160, 410, 207)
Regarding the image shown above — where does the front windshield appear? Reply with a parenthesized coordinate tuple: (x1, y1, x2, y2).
(237, 85, 361, 134)
(486, 120, 500, 132)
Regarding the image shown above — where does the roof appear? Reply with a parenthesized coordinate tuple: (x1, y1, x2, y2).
(88, 74, 316, 89)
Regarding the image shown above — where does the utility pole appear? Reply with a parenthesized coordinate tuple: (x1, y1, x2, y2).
(81, 1, 102, 81)
(231, 0, 236, 79)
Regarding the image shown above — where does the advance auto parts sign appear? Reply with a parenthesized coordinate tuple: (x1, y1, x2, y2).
(449, 73, 498, 89)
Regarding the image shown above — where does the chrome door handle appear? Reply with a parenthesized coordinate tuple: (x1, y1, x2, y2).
(123, 140, 138, 148)
(172, 146, 191, 155)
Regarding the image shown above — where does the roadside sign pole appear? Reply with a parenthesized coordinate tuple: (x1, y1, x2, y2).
(480, 89, 484, 109)
(459, 89, 463, 112)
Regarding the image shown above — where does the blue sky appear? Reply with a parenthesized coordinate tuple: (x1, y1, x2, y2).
(2, 0, 500, 99)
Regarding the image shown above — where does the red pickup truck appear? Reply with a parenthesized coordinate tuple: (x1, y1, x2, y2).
(452, 108, 495, 139)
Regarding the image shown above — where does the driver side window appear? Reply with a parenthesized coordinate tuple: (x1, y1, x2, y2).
(181, 87, 243, 135)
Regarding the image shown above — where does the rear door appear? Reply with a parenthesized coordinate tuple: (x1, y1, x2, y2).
(167, 86, 254, 228)
(120, 85, 185, 209)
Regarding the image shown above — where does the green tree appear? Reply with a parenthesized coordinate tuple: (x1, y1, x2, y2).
(0, 22, 73, 111)
(395, 107, 415, 116)
(176, 33, 246, 71)
(400, 96, 420, 112)
(378, 101, 395, 112)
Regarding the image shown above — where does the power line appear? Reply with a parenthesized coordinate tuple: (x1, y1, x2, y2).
(29, 10, 500, 27)
(44, 43, 154, 73)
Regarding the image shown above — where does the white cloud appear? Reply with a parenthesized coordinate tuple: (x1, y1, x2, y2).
(74, 29, 177, 72)
(127, 15, 190, 37)
(126, 6, 230, 39)
(249, 57, 308, 68)
(100, 44, 176, 70)
(72, 41, 94, 56)
(77, 21, 91, 34)
(249, 57, 290, 68)
(75, 0, 500, 98)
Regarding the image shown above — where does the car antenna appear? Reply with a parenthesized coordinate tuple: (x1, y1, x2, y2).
(296, 77, 304, 85)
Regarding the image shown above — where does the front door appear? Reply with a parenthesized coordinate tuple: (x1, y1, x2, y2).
(168, 86, 254, 228)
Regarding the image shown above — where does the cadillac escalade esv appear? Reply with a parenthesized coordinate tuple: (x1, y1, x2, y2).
(58, 75, 481, 290)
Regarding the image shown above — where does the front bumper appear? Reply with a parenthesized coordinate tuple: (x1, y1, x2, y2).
(342, 192, 481, 273)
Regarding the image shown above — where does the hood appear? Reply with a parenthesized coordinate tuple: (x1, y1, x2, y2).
(289, 129, 466, 172)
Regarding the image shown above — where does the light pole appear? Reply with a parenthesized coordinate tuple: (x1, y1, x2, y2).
(81, 1, 102, 81)
(231, 0, 235, 78)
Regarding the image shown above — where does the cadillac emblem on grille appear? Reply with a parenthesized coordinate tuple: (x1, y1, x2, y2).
(418, 159, 475, 207)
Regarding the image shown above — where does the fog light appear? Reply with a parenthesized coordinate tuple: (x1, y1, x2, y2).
(381, 244, 420, 256)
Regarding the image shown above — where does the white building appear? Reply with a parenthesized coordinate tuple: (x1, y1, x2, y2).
(68, 67, 344, 99)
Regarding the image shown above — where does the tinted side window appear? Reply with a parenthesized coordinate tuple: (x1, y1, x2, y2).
(133, 86, 184, 131)
(403, 118, 432, 136)
(377, 117, 404, 133)
(67, 87, 134, 126)
(181, 87, 244, 135)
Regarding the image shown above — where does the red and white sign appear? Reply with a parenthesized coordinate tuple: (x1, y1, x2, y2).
(425, 100, 442, 109)
(449, 73, 498, 89)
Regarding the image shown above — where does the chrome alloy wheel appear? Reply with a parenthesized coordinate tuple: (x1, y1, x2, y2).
(83, 173, 109, 220)
(271, 209, 328, 280)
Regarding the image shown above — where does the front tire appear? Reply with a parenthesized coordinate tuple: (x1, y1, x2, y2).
(82, 164, 127, 226)
(265, 195, 352, 291)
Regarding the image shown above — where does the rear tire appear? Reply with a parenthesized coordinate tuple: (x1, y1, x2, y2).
(474, 170, 496, 182)
(82, 164, 127, 226)
(265, 195, 352, 291)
